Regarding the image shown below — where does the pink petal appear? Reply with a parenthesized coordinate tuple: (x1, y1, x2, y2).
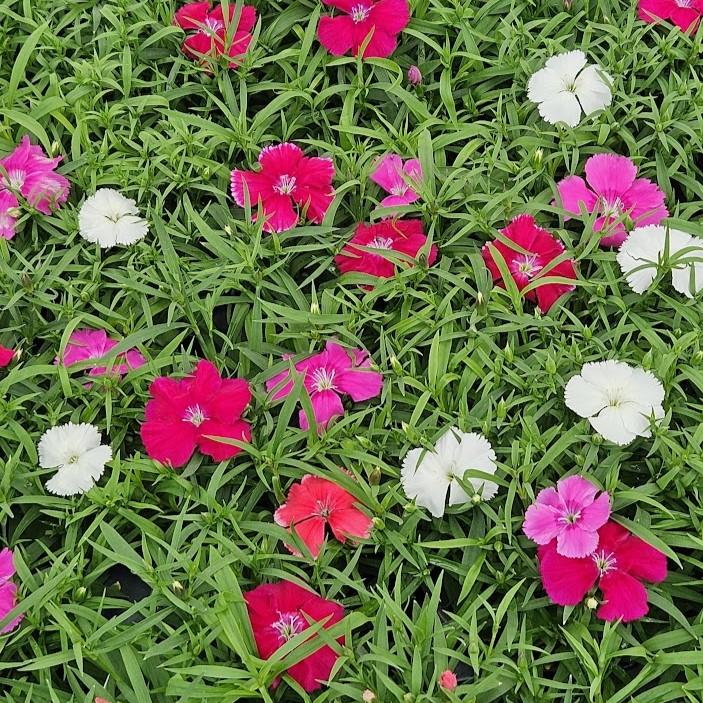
(616, 534, 668, 584)
(578, 492, 611, 531)
(370, 155, 406, 193)
(230, 169, 272, 208)
(140, 419, 197, 468)
(260, 193, 298, 233)
(379, 193, 417, 207)
(173, 1, 210, 29)
(182, 31, 216, 59)
(335, 367, 383, 401)
(523, 502, 561, 545)
(584, 153, 637, 199)
(370, 0, 411, 35)
(207, 377, 252, 422)
(557, 475, 599, 510)
(328, 506, 373, 543)
(285, 516, 327, 558)
(0, 582, 23, 634)
(300, 389, 344, 430)
(21, 170, 70, 214)
(597, 571, 650, 622)
(196, 418, 251, 461)
(538, 541, 599, 606)
(292, 156, 335, 223)
(556, 524, 599, 558)
(318, 15, 356, 56)
(0, 548, 15, 581)
(556, 175, 597, 218)
(622, 177, 668, 226)
(359, 27, 398, 60)
(258, 142, 303, 173)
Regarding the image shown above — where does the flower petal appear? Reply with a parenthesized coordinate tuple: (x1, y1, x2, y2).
(597, 571, 650, 622)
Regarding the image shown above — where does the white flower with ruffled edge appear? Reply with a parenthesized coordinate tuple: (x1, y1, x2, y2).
(617, 225, 703, 297)
(565, 361, 664, 446)
(78, 188, 149, 248)
(401, 427, 498, 518)
(38, 422, 112, 496)
(527, 50, 612, 127)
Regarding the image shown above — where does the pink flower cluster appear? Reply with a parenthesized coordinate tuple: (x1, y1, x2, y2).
(0, 136, 70, 240)
(523, 476, 667, 622)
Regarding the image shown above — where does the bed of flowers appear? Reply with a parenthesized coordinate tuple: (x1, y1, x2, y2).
(2, 0, 703, 701)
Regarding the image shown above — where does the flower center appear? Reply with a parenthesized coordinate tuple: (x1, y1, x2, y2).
(592, 550, 617, 576)
(598, 195, 625, 218)
(202, 16, 224, 34)
(183, 404, 208, 426)
(66, 454, 80, 465)
(350, 4, 371, 22)
(6, 170, 25, 190)
(312, 367, 337, 392)
(315, 499, 332, 518)
(513, 254, 540, 278)
(676, 0, 693, 7)
(271, 611, 305, 642)
(272, 174, 297, 195)
(560, 511, 581, 525)
(369, 236, 394, 249)
(390, 184, 408, 196)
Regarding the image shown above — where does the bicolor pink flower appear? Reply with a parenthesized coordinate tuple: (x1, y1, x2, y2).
(141, 360, 252, 467)
(556, 153, 668, 247)
(174, 1, 256, 67)
(266, 341, 383, 431)
(318, 0, 410, 59)
(0, 190, 19, 240)
(481, 214, 577, 313)
(538, 521, 667, 622)
(244, 580, 345, 692)
(0, 548, 23, 634)
(275, 475, 373, 557)
(639, 0, 703, 31)
(523, 475, 610, 558)
(335, 219, 437, 281)
(56, 329, 146, 377)
(0, 345, 15, 368)
(0, 136, 70, 215)
(370, 154, 422, 207)
(231, 143, 335, 233)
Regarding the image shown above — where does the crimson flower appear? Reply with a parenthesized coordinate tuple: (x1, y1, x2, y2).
(335, 219, 437, 281)
(482, 214, 577, 313)
(318, 0, 410, 59)
(140, 360, 251, 467)
(639, 0, 703, 31)
(275, 475, 373, 557)
(538, 521, 667, 622)
(174, 1, 256, 67)
(231, 143, 335, 233)
(244, 580, 344, 692)
(0, 345, 15, 368)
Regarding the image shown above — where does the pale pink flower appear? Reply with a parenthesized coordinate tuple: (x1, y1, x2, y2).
(370, 154, 422, 207)
(523, 475, 611, 558)
(439, 669, 458, 691)
(556, 153, 668, 247)
(0, 190, 19, 240)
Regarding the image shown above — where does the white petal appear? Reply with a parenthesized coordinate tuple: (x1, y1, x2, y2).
(456, 432, 499, 500)
(448, 479, 472, 507)
(537, 92, 582, 127)
(574, 65, 612, 116)
(46, 465, 95, 496)
(434, 426, 462, 461)
(580, 360, 633, 392)
(622, 367, 665, 409)
(564, 374, 609, 418)
(401, 448, 450, 518)
(544, 50, 587, 83)
(589, 406, 637, 446)
(527, 67, 564, 103)
(38, 422, 102, 468)
(78, 188, 148, 249)
(617, 226, 668, 293)
(671, 245, 703, 298)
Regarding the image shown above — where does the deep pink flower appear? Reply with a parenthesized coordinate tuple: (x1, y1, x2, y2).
(0, 345, 15, 368)
(523, 475, 611, 558)
(438, 669, 458, 691)
(275, 475, 373, 557)
(639, 0, 703, 31)
(370, 154, 422, 207)
(0, 190, 19, 240)
(56, 329, 146, 377)
(318, 0, 410, 59)
(141, 360, 252, 467)
(231, 143, 335, 233)
(266, 341, 383, 431)
(174, 1, 256, 67)
(538, 521, 667, 622)
(335, 219, 437, 281)
(244, 580, 344, 692)
(556, 153, 668, 247)
(0, 136, 70, 215)
(481, 214, 577, 313)
(0, 548, 23, 634)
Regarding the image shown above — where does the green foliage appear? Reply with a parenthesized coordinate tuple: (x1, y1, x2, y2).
(1, 0, 703, 701)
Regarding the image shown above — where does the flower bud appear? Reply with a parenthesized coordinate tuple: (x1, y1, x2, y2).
(390, 354, 402, 374)
(224, 225, 232, 235)
(407, 65, 422, 86)
(310, 301, 320, 315)
(362, 691, 376, 703)
(171, 580, 184, 592)
(439, 669, 458, 691)
(586, 596, 598, 609)
(533, 148, 544, 167)
(369, 466, 382, 485)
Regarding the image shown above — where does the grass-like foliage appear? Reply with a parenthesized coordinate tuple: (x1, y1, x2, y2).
(2, 0, 703, 701)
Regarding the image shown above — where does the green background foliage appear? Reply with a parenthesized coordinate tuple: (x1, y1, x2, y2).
(1, 0, 703, 701)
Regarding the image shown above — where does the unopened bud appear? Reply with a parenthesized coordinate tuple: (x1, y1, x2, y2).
(75, 586, 87, 600)
(171, 580, 184, 592)
(407, 65, 422, 86)
(586, 596, 598, 610)
(310, 301, 320, 315)
(390, 354, 402, 374)
(362, 691, 376, 703)
(533, 148, 543, 166)
(224, 225, 232, 235)
(369, 466, 382, 485)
